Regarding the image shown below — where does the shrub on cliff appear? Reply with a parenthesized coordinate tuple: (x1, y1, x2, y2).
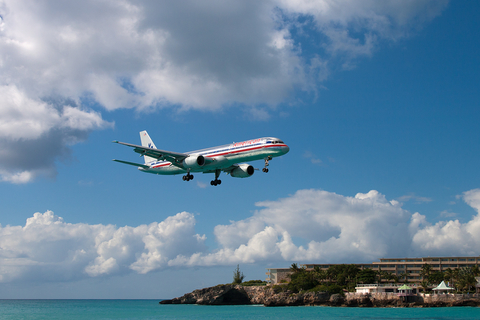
(272, 284, 288, 293)
(309, 284, 343, 295)
(242, 280, 267, 286)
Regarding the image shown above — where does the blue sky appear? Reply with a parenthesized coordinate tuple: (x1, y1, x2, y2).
(1, 0, 479, 298)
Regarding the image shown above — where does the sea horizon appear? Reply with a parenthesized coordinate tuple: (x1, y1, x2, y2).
(1, 299, 479, 320)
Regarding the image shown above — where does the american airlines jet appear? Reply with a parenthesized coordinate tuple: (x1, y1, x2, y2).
(113, 131, 289, 186)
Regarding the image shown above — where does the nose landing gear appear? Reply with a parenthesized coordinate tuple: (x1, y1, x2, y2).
(262, 156, 272, 173)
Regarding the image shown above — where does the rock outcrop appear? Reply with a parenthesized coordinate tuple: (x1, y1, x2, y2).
(160, 285, 251, 305)
(160, 285, 480, 307)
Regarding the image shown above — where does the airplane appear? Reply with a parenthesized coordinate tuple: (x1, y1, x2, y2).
(113, 131, 289, 186)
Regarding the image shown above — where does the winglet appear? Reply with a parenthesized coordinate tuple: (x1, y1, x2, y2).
(112, 140, 119, 143)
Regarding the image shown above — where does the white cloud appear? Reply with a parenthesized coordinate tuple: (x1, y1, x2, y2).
(0, 211, 206, 282)
(409, 189, 480, 256)
(172, 188, 480, 266)
(0, 0, 449, 110)
(4, 188, 480, 284)
(303, 150, 323, 165)
(397, 193, 433, 203)
(0, 0, 448, 182)
(278, 0, 448, 69)
(463, 188, 480, 212)
(0, 85, 111, 183)
(205, 189, 413, 264)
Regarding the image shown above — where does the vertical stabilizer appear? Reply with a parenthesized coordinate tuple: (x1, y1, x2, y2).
(139, 130, 157, 164)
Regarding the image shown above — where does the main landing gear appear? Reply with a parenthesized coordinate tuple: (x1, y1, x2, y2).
(211, 169, 222, 186)
(182, 173, 194, 181)
(262, 156, 272, 173)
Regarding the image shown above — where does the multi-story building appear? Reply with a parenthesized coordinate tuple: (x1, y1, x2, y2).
(266, 256, 480, 285)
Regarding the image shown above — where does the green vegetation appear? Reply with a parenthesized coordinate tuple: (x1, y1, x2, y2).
(278, 263, 480, 294)
(419, 265, 480, 293)
(428, 271, 444, 284)
(357, 268, 376, 284)
(283, 263, 360, 294)
(308, 283, 343, 294)
(242, 280, 268, 286)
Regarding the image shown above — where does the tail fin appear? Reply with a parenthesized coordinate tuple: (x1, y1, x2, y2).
(139, 130, 157, 164)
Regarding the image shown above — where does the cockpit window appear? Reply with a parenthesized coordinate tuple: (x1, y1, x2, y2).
(268, 140, 284, 144)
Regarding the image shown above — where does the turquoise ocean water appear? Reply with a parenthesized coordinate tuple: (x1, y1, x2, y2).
(0, 300, 479, 320)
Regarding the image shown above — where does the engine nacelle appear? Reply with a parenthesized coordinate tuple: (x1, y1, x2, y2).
(230, 164, 254, 178)
(183, 155, 206, 169)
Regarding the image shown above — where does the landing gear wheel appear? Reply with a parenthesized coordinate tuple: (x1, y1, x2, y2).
(262, 168, 269, 173)
(183, 174, 194, 181)
(211, 169, 222, 186)
(211, 179, 222, 186)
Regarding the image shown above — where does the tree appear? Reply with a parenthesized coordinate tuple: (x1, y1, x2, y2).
(471, 265, 480, 277)
(325, 264, 360, 291)
(232, 265, 245, 284)
(457, 267, 476, 292)
(383, 271, 395, 283)
(357, 268, 376, 284)
(289, 263, 302, 273)
(452, 268, 460, 291)
(313, 266, 327, 282)
(428, 271, 444, 285)
(420, 263, 432, 281)
(444, 268, 454, 287)
(375, 268, 390, 284)
(287, 267, 318, 293)
(420, 279, 430, 293)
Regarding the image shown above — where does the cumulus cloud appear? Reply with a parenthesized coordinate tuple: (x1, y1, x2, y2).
(0, 0, 448, 182)
(198, 188, 480, 265)
(203, 189, 413, 264)
(0, 211, 206, 282)
(0, 85, 111, 182)
(278, 0, 449, 66)
(410, 189, 480, 256)
(3, 187, 480, 283)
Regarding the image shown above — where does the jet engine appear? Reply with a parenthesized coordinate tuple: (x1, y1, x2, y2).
(230, 164, 254, 178)
(183, 155, 206, 169)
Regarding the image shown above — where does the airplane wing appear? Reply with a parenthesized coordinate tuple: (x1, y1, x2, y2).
(113, 141, 188, 167)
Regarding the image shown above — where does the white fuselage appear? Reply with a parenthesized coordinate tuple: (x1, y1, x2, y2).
(141, 137, 289, 175)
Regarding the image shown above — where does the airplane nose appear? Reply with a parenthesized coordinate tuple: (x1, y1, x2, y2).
(284, 145, 290, 154)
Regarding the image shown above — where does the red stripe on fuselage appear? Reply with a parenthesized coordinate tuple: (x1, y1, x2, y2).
(150, 143, 287, 168)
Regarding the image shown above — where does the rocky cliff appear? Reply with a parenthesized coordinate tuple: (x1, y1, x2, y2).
(160, 285, 480, 307)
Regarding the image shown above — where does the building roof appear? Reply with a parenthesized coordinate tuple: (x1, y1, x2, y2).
(398, 284, 412, 290)
(432, 280, 454, 291)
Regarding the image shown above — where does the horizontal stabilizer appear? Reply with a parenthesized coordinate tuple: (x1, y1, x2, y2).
(112, 140, 188, 166)
(113, 159, 150, 169)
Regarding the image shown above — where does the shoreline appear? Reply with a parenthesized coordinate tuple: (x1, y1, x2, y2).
(160, 284, 480, 307)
